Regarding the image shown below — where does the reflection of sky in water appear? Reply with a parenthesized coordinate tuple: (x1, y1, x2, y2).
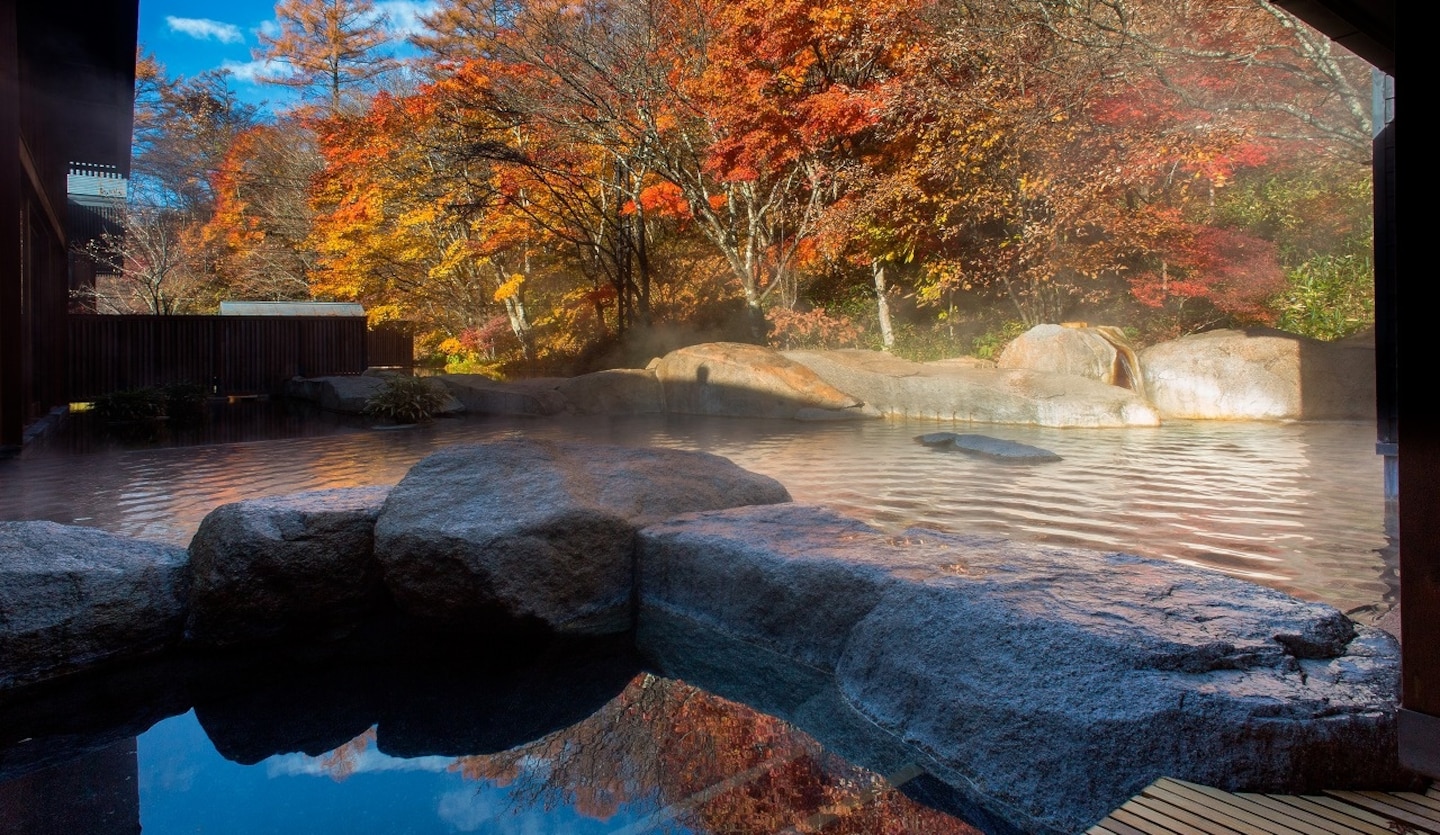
(138, 711, 670, 834)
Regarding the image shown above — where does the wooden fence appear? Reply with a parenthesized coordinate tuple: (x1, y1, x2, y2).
(67, 315, 413, 401)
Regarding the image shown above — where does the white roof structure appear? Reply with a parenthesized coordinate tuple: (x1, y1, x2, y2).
(218, 301, 366, 317)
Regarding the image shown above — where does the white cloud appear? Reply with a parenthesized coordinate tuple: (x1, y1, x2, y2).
(220, 57, 282, 84)
(166, 16, 244, 45)
(255, 19, 281, 40)
(265, 748, 455, 779)
(375, 1, 439, 38)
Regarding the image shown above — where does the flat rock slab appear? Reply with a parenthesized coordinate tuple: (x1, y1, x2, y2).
(185, 487, 392, 647)
(917, 431, 1062, 462)
(557, 368, 663, 415)
(636, 503, 1405, 833)
(436, 375, 569, 416)
(0, 522, 189, 689)
(374, 440, 791, 635)
(784, 349, 1160, 427)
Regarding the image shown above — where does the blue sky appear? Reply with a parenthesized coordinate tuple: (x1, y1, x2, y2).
(138, 0, 436, 109)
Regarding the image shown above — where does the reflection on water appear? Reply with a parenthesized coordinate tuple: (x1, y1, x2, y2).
(0, 406, 1392, 612)
(0, 631, 984, 835)
(130, 675, 976, 835)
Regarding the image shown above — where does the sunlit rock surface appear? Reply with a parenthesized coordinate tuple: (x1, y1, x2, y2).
(997, 323, 1142, 390)
(0, 522, 189, 689)
(1139, 327, 1375, 420)
(655, 342, 878, 420)
(636, 503, 1406, 833)
(784, 349, 1161, 426)
(374, 439, 791, 635)
(184, 487, 391, 647)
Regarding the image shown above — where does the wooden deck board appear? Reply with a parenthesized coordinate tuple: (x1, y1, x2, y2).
(1148, 779, 1311, 834)
(1091, 778, 1437, 834)
(1323, 790, 1440, 833)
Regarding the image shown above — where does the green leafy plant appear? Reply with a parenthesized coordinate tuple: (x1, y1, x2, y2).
(1272, 253, 1374, 340)
(92, 388, 167, 422)
(363, 375, 449, 424)
(969, 320, 1029, 360)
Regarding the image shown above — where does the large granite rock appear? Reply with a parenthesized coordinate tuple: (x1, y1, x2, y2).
(436, 375, 569, 416)
(284, 375, 464, 415)
(654, 342, 877, 420)
(636, 503, 1407, 833)
(0, 522, 189, 689)
(374, 440, 791, 635)
(997, 323, 1142, 390)
(1139, 328, 1375, 420)
(184, 487, 391, 647)
(784, 349, 1160, 426)
(557, 368, 663, 415)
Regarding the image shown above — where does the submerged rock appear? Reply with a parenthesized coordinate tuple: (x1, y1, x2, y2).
(636, 503, 1406, 833)
(916, 431, 1062, 462)
(184, 487, 391, 647)
(374, 440, 790, 635)
(0, 522, 189, 689)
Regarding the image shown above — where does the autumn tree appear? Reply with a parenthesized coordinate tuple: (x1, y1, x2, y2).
(77, 206, 215, 314)
(131, 53, 260, 212)
(308, 83, 543, 355)
(204, 119, 323, 300)
(254, 0, 401, 113)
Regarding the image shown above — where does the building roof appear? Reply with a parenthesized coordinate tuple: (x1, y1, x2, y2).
(218, 302, 367, 317)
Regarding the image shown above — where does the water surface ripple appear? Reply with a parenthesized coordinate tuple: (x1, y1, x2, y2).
(0, 413, 1393, 614)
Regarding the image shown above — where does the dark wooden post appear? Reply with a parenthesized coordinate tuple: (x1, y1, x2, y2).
(0, 0, 22, 451)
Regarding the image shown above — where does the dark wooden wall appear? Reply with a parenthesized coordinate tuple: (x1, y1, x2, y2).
(67, 315, 413, 401)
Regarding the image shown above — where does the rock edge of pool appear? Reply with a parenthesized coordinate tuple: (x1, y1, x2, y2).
(0, 439, 1416, 833)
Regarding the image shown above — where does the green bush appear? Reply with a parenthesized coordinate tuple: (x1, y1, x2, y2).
(1272, 253, 1374, 340)
(363, 375, 450, 424)
(92, 388, 167, 422)
(969, 320, 1029, 360)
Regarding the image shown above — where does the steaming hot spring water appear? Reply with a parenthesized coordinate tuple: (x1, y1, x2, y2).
(0, 408, 1394, 833)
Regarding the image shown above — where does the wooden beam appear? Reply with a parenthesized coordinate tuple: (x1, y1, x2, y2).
(0, 0, 22, 450)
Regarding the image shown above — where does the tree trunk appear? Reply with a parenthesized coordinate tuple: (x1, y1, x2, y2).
(873, 260, 895, 351)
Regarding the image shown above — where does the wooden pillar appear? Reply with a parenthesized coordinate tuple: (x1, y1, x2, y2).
(1392, 89, 1438, 775)
(0, 0, 22, 451)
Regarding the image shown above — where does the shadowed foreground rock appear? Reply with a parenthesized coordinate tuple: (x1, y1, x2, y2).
(0, 522, 189, 689)
(184, 487, 392, 647)
(636, 503, 1406, 834)
(374, 439, 791, 634)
